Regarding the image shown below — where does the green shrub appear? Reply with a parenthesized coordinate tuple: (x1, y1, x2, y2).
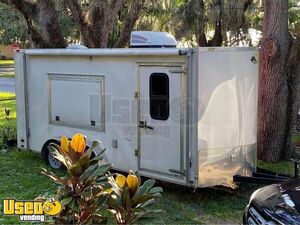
(0, 108, 16, 148)
(42, 134, 111, 224)
(292, 134, 300, 147)
(42, 133, 163, 224)
(107, 171, 163, 224)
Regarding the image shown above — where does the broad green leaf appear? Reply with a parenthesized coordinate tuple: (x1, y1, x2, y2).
(49, 142, 60, 151)
(68, 199, 80, 213)
(48, 145, 70, 168)
(148, 187, 163, 194)
(80, 163, 99, 181)
(85, 140, 102, 158)
(90, 155, 104, 163)
(78, 154, 90, 171)
(41, 168, 67, 186)
(106, 195, 124, 212)
(149, 192, 162, 198)
(122, 187, 131, 211)
(136, 179, 155, 197)
(132, 195, 152, 207)
(137, 198, 155, 208)
(97, 192, 110, 205)
(67, 144, 78, 164)
(108, 177, 122, 196)
(69, 163, 83, 176)
(90, 164, 112, 178)
(60, 196, 73, 205)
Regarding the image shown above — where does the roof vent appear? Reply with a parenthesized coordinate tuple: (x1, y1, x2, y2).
(67, 44, 88, 49)
(130, 31, 177, 48)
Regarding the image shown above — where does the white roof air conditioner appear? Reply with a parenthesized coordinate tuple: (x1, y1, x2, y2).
(130, 31, 177, 48)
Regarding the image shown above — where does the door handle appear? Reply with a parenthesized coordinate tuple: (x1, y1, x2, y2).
(139, 121, 154, 130)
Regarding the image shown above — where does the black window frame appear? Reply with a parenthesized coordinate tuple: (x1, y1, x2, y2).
(149, 73, 169, 120)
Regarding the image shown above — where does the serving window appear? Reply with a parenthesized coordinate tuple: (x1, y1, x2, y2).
(48, 73, 105, 131)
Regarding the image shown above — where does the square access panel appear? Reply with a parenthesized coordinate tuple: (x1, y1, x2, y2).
(48, 73, 105, 131)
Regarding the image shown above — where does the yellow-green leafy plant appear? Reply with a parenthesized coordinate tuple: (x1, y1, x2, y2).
(41, 133, 112, 224)
(1, 108, 16, 147)
(106, 171, 163, 224)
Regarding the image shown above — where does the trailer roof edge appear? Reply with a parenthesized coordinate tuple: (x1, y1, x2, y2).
(22, 47, 257, 56)
(22, 48, 188, 56)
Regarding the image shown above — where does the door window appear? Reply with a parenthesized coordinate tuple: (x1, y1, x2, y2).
(149, 73, 169, 120)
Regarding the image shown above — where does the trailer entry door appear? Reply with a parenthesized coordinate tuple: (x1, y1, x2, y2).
(138, 66, 184, 177)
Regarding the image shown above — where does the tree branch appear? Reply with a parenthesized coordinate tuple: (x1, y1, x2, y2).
(36, 0, 66, 47)
(1, 0, 66, 48)
(198, 0, 207, 47)
(89, 0, 124, 47)
(65, 0, 95, 47)
(114, 0, 145, 48)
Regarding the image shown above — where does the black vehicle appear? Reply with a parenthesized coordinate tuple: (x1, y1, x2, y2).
(244, 179, 300, 225)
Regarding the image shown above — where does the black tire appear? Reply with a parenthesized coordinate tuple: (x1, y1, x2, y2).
(41, 139, 64, 170)
(242, 210, 248, 225)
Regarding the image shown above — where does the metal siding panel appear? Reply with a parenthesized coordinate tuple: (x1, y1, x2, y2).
(197, 49, 258, 187)
(15, 52, 28, 149)
(24, 54, 185, 176)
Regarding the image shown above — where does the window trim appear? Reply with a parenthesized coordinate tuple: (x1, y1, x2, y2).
(48, 73, 105, 132)
(149, 73, 169, 121)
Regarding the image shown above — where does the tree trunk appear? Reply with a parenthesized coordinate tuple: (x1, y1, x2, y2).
(36, 0, 65, 48)
(114, 0, 145, 48)
(284, 39, 300, 159)
(257, 0, 291, 162)
(0, 0, 66, 48)
(2, 0, 143, 48)
(65, 0, 96, 47)
(197, 0, 207, 47)
(208, 21, 223, 46)
(66, 0, 124, 48)
(89, 0, 123, 48)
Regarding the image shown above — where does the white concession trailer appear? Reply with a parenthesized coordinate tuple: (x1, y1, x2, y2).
(15, 33, 258, 188)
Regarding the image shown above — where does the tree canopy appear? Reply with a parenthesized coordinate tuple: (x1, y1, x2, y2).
(0, 3, 27, 45)
(0, 0, 299, 48)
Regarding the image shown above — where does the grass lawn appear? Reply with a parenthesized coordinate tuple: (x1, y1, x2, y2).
(0, 98, 16, 126)
(0, 148, 296, 224)
(0, 98, 298, 224)
(0, 148, 260, 225)
(0, 149, 60, 224)
(0, 92, 16, 102)
(0, 98, 16, 148)
(258, 159, 296, 176)
(0, 73, 14, 78)
(0, 60, 14, 68)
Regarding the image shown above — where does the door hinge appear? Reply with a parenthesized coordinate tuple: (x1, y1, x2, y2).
(135, 149, 140, 157)
(169, 169, 185, 176)
(169, 66, 186, 75)
(182, 65, 187, 74)
(134, 91, 139, 98)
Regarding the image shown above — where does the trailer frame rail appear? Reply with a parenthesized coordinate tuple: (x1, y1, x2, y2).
(233, 160, 299, 185)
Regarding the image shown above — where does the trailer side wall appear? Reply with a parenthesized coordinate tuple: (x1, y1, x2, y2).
(197, 48, 258, 187)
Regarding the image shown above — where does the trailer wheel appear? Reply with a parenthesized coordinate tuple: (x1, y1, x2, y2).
(41, 140, 63, 170)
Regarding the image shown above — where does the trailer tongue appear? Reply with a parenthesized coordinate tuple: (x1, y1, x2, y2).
(234, 160, 300, 184)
